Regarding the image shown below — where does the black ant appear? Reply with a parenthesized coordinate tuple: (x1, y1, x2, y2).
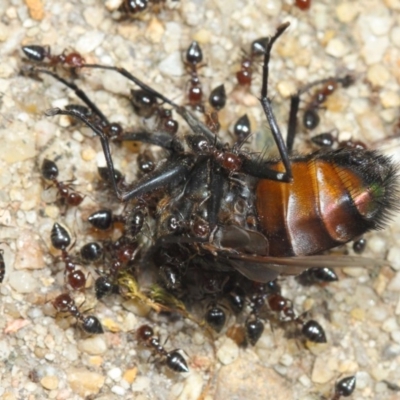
(185, 41, 204, 111)
(301, 76, 354, 131)
(331, 376, 356, 400)
(0, 249, 5, 283)
(50, 223, 87, 291)
(52, 292, 104, 334)
(136, 324, 189, 373)
(41, 159, 85, 209)
(22, 45, 85, 68)
(236, 37, 269, 87)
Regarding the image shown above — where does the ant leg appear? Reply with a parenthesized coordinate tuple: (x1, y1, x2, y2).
(286, 75, 353, 153)
(24, 67, 109, 124)
(46, 108, 194, 202)
(259, 22, 292, 182)
(117, 130, 178, 151)
(82, 63, 222, 148)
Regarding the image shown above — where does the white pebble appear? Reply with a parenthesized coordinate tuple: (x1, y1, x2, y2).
(158, 51, 185, 77)
(325, 37, 349, 58)
(381, 317, 398, 333)
(387, 247, 400, 271)
(78, 336, 107, 355)
(177, 372, 203, 400)
(131, 376, 150, 392)
(280, 353, 293, 367)
(8, 271, 38, 293)
(111, 385, 125, 396)
(390, 26, 400, 48)
(76, 31, 105, 54)
(216, 338, 239, 365)
(391, 330, 400, 344)
(367, 64, 389, 87)
(299, 374, 312, 388)
(335, 2, 359, 23)
(108, 367, 122, 381)
(388, 271, 400, 292)
(0, 340, 11, 361)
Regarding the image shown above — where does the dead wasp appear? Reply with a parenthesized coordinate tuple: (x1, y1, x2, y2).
(23, 22, 399, 345)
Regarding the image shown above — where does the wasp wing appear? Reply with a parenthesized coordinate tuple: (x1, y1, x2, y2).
(227, 253, 386, 283)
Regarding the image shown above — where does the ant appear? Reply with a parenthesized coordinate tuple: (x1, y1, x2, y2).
(136, 324, 189, 373)
(185, 41, 204, 111)
(52, 292, 103, 334)
(236, 37, 269, 87)
(50, 223, 87, 291)
(331, 376, 356, 400)
(0, 249, 5, 283)
(300, 76, 354, 131)
(295, 0, 311, 11)
(41, 159, 85, 209)
(22, 45, 85, 68)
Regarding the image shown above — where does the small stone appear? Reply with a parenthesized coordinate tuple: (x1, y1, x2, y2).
(107, 367, 122, 381)
(325, 37, 349, 58)
(311, 356, 336, 384)
(276, 80, 296, 98)
(145, 17, 164, 44)
(350, 308, 365, 321)
(67, 368, 105, 397)
(388, 271, 400, 292)
(380, 90, 400, 108)
(131, 376, 150, 392)
(9, 271, 38, 293)
(81, 147, 97, 162)
(280, 354, 293, 367)
(298, 374, 311, 388)
(391, 330, 400, 344)
(335, 2, 359, 23)
(78, 336, 107, 355)
(177, 372, 203, 400)
(40, 375, 59, 390)
(75, 31, 105, 54)
(382, 317, 398, 333)
(24, 0, 44, 20)
(14, 230, 44, 270)
(158, 51, 185, 77)
(83, 6, 104, 28)
(216, 338, 239, 365)
(367, 64, 389, 87)
(122, 367, 137, 384)
(111, 385, 125, 396)
(390, 26, 400, 48)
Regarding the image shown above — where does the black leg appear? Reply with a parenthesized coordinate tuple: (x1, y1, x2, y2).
(259, 22, 292, 183)
(26, 67, 109, 124)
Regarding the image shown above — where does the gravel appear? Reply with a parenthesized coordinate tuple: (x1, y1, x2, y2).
(1, 0, 400, 399)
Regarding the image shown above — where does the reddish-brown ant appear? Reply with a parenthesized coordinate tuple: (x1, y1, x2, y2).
(136, 324, 189, 373)
(22, 45, 85, 68)
(41, 159, 85, 208)
(236, 37, 269, 87)
(50, 223, 87, 291)
(185, 41, 204, 111)
(295, 0, 311, 11)
(52, 293, 103, 334)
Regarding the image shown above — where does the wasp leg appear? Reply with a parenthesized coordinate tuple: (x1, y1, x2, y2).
(23, 67, 109, 123)
(259, 22, 292, 183)
(286, 75, 353, 154)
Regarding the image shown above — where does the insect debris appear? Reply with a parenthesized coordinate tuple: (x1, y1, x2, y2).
(22, 21, 400, 395)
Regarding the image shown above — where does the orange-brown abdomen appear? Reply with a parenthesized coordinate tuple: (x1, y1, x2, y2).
(256, 151, 392, 257)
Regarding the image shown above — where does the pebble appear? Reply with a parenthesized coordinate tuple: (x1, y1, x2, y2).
(380, 90, 400, 108)
(67, 368, 105, 397)
(111, 385, 125, 396)
(367, 64, 389, 87)
(14, 230, 44, 270)
(131, 376, 150, 392)
(158, 51, 185, 77)
(8, 271, 38, 293)
(107, 367, 122, 382)
(216, 338, 239, 365)
(177, 373, 203, 400)
(381, 317, 398, 333)
(40, 375, 59, 390)
(78, 336, 107, 355)
(325, 37, 350, 58)
(122, 367, 137, 384)
(215, 356, 293, 400)
(75, 31, 105, 54)
(311, 356, 336, 384)
(335, 2, 360, 23)
(388, 271, 400, 292)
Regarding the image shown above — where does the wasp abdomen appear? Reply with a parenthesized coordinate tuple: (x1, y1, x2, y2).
(256, 149, 399, 257)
